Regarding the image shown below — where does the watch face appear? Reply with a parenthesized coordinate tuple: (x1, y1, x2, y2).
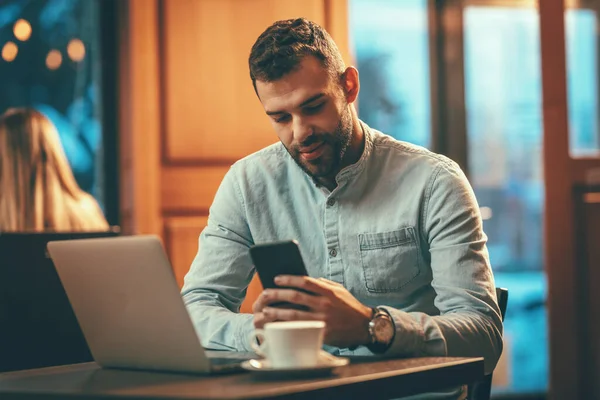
(374, 314, 395, 344)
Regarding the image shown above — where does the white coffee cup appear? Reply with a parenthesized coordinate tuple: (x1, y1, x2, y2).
(249, 320, 326, 369)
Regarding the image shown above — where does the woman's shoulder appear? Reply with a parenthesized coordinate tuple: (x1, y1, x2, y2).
(75, 194, 109, 231)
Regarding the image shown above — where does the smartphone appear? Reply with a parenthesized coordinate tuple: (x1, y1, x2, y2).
(249, 240, 310, 310)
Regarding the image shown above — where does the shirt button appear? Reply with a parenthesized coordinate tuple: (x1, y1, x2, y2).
(327, 198, 336, 207)
(329, 248, 337, 257)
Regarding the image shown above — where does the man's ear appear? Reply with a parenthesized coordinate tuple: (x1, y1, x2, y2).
(341, 66, 360, 103)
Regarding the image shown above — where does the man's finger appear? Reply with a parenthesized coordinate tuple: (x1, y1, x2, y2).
(274, 275, 332, 296)
(263, 288, 321, 309)
(252, 290, 271, 313)
(263, 306, 323, 322)
(253, 311, 278, 329)
(318, 277, 344, 287)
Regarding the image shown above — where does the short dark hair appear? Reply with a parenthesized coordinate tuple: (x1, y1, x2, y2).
(248, 18, 346, 93)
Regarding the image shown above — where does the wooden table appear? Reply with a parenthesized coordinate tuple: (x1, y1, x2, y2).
(0, 357, 484, 399)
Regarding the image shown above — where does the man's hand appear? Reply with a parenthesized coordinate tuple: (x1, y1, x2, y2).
(251, 276, 372, 348)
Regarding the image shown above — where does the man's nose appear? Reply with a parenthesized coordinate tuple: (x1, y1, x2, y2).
(292, 116, 313, 144)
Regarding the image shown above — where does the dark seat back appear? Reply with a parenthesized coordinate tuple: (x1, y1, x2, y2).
(468, 287, 509, 400)
(0, 229, 120, 373)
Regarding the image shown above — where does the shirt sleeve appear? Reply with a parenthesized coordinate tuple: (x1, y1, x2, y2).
(181, 164, 256, 351)
(379, 160, 503, 375)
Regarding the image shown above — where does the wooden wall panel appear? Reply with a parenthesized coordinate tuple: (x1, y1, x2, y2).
(161, 166, 230, 212)
(156, 0, 349, 315)
(164, 216, 208, 287)
(324, 0, 352, 66)
(123, 0, 350, 316)
(161, 0, 325, 162)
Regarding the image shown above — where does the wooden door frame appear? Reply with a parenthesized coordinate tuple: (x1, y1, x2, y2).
(430, 0, 468, 171)
(117, 0, 162, 236)
(434, 1, 593, 398)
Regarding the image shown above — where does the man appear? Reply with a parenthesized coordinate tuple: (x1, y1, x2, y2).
(182, 18, 502, 398)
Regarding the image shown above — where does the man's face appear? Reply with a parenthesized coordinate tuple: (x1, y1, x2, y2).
(255, 56, 353, 181)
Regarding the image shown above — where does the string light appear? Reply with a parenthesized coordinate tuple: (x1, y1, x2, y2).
(13, 19, 32, 41)
(67, 38, 85, 62)
(46, 49, 62, 70)
(1, 42, 18, 62)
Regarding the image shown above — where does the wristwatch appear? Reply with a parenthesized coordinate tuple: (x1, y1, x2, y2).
(366, 307, 396, 354)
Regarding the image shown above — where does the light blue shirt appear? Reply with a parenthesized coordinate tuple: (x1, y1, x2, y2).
(182, 122, 503, 392)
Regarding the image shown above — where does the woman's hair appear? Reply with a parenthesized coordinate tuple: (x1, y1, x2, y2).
(0, 107, 109, 231)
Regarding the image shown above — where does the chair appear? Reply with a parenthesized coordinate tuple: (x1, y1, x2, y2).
(0, 229, 120, 373)
(468, 287, 509, 400)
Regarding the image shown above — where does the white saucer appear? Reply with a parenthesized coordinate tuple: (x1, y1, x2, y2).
(241, 352, 349, 379)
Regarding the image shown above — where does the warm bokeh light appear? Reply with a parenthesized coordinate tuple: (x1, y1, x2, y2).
(46, 49, 62, 70)
(67, 38, 85, 62)
(13, 19, 32, 41)
(1, 41, 18, 62)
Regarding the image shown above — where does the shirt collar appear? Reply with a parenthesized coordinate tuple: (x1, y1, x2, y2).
(335, 119, 374, 184)
(291, 119, 374, 191)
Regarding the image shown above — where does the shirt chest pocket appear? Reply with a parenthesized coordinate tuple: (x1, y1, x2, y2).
(358, 227, 421, 293)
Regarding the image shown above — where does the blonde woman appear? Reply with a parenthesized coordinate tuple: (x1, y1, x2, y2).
(0, 108, 109, 231)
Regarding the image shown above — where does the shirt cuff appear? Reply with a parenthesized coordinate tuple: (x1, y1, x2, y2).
(379, 306, 426, 357)
(235, 313, 256, 352)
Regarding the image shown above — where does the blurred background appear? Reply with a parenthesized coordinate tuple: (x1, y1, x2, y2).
(2, 1, 600, 399)
(0, 0, 119, 224)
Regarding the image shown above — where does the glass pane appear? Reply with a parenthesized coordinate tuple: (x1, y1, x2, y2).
(464, 6, 548, 395)
(0, 0, 105, 210)
(566, 9, 600, 156)
(349, 0, 431, 148)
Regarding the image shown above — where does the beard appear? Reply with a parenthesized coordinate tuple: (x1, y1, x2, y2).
(286, 107, 353, 182)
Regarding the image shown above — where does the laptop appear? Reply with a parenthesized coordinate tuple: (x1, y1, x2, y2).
(0, 230, 119, 373)
(46, 235, 254, 374)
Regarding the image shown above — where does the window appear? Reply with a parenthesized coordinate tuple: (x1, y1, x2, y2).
(566, 8, 599, 156)
(0, 0, 112, 214)
(351, 1, 553, 395)
(464, 6, 547, 394)
(349, 0, 431, 148)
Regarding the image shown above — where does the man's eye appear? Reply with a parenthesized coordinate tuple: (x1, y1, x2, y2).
(274, 114, 291, 123)
(304, 103, 325, 114)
